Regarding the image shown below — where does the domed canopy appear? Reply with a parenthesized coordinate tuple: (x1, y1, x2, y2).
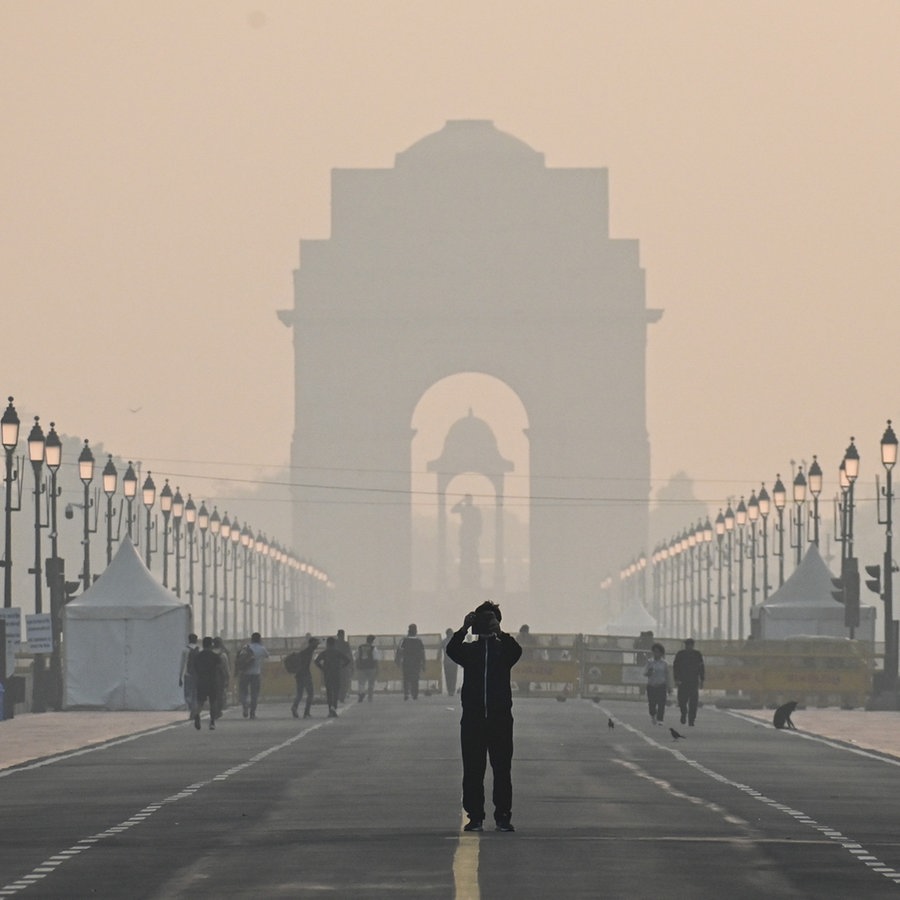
(427, 409, 514, 480)
(396, 120, 544, 170)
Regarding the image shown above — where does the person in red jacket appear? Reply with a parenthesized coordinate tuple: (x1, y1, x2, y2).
(446, 600, 522, 833)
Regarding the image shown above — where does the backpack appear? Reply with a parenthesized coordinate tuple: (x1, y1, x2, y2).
(235, 644, 255, 674)
(283, 650, 302, 674)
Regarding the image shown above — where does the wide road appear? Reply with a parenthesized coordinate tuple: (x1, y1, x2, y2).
(1, 695, 899, 899)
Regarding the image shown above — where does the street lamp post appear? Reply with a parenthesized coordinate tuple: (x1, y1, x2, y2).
(197, 502, 209, 637)
(27, 417, 47, 712)
(241, 524, 252, 634)
(808, 456, 823, 547)
(702, 519, 713, 639)
(159, 481, 173, 589)
(791, 465, 807, 568)
(122, 462, 137, 540)
(185, 495, 197, 620)
(724, 503, 735, 640)
(230, 517, 241, 635)
(747, 491, 759, 615)
(44, 424, 63, 711)
(1, 398, 21, 609)
(220, 513, 231, 636)
(715, 511, 725, 639)
(758, 483, 771, 601)
(879, 422, 897, 685)
(102, 455, 117, 566)
(27, 418, 46, 616)
(44, 425, 62, 564)
(77, 440, 95, 591)
(735, 499, 747, 641)
(772, 475, 787, 587)
(172, 488, 184, 597)
(141, 472, 156, 569)
(209, 507, 220, 638)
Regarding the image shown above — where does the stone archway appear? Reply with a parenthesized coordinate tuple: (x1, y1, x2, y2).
(279, 120, 660, 631)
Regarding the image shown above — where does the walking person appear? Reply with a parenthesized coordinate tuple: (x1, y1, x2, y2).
(355, 634, 379, 702)
(290, 636, 319, 718)
(179, 633, 199, 719)
(237, 632, 269, 719)
(673, 638, 705, 726)
(335, 629, 354, 704)
(193, 637, 225, 730)
(441, 627, 461, 696)
(396, 623, 426, 700)
(211, 636, 230, 719)
(446, 600, 522, 833)
(643, 642, 671, 726)
(314, 636, 351, 717)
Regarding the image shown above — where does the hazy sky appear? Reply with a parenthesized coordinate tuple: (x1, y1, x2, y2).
(2, 1, 898, 538)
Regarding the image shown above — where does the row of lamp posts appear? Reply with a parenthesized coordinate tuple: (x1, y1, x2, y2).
(0, 396, 334, 712)
(616, 424, 899, 695)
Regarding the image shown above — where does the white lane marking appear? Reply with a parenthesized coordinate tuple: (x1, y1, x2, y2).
(453, 810, 481, 900)
(0, 720, 329, 896)
(0, 723, 183, 778)
(600, 707, 900, 887)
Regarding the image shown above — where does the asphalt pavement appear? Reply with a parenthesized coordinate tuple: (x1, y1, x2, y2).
(3, 703, 900, 773)
(3, 698, 900, 898)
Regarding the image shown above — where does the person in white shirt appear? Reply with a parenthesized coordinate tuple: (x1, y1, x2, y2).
(238, 632, 270, 719)
(643, 642, 672, 725)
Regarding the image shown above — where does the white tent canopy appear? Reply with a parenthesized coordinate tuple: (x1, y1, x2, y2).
(606, 597, 658, 637)
(62, 537, 190, 709)
(751, 542, 876, 641)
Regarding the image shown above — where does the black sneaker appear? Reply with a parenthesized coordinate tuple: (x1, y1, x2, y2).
(680, 713, 687, 725)
(463, 820, 483, 832)
(495, 818, 515, 833)
(193, 713, 201, 730)
(291, 707, 299, 719)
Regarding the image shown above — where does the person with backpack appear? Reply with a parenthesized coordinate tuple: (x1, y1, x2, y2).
(355, 634, 380, 703)
(237, 632, 269, 719)
(287, 636, 319, 719)
(179, 633, 199, 719)
(314, 636, 351, 717)
(193, 637, 226, 730)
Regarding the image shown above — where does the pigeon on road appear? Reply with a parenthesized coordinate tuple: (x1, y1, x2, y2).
(607, 718, 615, 729)
(669, 728, 686, 741)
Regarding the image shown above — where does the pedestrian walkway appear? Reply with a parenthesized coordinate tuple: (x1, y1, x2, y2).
(0, 710, 187, 771)
(733, 707, 900, 760)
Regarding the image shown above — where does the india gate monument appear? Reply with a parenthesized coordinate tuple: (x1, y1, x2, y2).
(278, 121, 661, 632)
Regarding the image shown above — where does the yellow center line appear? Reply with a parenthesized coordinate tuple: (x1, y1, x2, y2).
(453, 810, 481, 900)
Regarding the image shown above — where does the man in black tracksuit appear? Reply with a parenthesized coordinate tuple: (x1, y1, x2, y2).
(446, 600, 522, 833)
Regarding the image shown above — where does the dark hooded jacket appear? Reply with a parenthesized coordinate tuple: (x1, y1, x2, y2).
(446, 628, 522, 715)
